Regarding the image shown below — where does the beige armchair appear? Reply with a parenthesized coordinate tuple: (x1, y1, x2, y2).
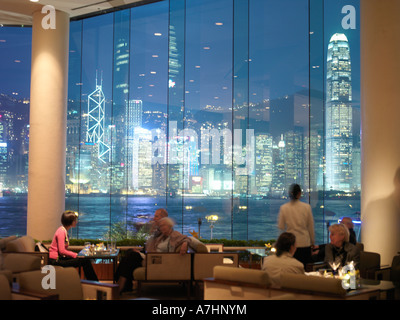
(193, 252, 239, 281)
(17, 267, 119, 300)
(4, 235, 48, 266)
(3, 253, 41, 281)
(0, 273, 58, 300)
(134, 252, 192, 297)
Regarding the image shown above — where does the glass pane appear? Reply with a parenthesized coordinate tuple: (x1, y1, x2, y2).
(247, 0, 310, 241)
(128, 1, 169, 234)
(232, 0, 250, 240)
(167, 0, 186, 230)
(185, 0, 233, 239)
(323, 0, 361, 242)
(110, 9, 131, 240)
(68, 13, 114, 239)
(66, 20, 83, 237)
(309, 0, 325, 242)
(0, 26, 32, 237)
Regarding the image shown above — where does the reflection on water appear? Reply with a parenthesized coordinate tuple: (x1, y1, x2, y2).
(0, 195, 361, 244)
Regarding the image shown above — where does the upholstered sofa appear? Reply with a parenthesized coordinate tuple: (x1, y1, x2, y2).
(204, 266, 381, 300)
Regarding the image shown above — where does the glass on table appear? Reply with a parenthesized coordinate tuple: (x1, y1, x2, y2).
(110, 240, 116, 253)
(82, 242, 91, 256)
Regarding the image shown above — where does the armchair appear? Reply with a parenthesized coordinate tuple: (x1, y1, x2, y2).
(134, 252, 192, 298)
(4, 235, 48, 266)
(193, 252, 239, 281)
(2, 253, 41, 283)
(17, 267, 119, 300)
(0, 274, 58, 300)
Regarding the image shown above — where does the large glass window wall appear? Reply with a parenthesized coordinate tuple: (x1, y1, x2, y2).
(0, 0, 360, 244)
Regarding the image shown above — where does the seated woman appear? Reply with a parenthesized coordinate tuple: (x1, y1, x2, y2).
(324, 223, 360, 270)
(261, 232, 305, 288)
(48, 210, 98, 281)
(114, 214, 189, 294)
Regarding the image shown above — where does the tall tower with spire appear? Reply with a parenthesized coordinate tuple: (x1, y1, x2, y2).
(86, 72, 110, 163)
(325, 33, 353, 191)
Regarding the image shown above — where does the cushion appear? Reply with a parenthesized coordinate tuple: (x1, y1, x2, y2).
(5, 236, 36, 253)
(0, 236, 17, 251)
(280, 273, 346, 295)
(213, 266, 271, 286)
(19, 236, 36, 252)
(3, 253, 41, 273)
(5, 239, 24, 253)
(188, 237, 208, 253)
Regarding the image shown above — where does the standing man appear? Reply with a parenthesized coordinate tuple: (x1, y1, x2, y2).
(278, 184, 315, 267)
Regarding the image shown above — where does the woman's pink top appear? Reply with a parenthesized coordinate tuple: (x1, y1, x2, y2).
(49, 226, 77, 260)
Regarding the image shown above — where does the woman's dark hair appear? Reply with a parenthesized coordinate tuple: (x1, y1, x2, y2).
(275, 232, 296, 257)
(289, 183, 302, 200)
(61, 210, 78, 228)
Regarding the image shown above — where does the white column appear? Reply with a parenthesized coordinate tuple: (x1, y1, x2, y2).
(361, 0, 400, 266)
(27, 9, 70, 241)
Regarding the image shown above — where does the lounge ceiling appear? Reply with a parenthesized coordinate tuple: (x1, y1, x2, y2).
(0, 0, 153, 26)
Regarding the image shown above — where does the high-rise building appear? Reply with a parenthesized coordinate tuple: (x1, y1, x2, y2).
(126, 99, 143, 191)
(86, 75, 110, 164)
(132, 127, 153, 190)
(325, 33, 353, 191)
(255, 133, 273, 195)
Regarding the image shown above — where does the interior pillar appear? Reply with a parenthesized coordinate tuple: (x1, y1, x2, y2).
(27, 9, 70, 240)
(361, 0, 400, 266)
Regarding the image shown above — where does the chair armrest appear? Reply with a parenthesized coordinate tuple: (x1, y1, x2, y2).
(80, 280, 120, 300)
(3, 251, 49, 265)
(11, 288, 59, 300)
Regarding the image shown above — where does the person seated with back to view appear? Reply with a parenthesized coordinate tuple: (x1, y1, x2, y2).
(261, 232, 305, 288)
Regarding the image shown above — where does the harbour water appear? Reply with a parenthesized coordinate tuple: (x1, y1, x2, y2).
(0, 195, 361, 244)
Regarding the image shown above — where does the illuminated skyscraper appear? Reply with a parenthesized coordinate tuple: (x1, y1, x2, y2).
(126, 99, 143, 190)
(325, 33, 353, 191)
(86, 75, 110, 163)
(255, 133, 273, 195)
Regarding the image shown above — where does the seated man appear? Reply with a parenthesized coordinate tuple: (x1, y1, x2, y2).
(262, 232, 304, 288)
(114, 210, 189, 294)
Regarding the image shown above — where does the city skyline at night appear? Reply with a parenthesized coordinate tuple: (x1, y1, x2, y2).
(0, 0, 361, 241)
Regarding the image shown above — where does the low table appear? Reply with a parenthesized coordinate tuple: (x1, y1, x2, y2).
(77, 249, 120, 283)
(360, 279, 396, 300)
(245, 248, 272, 269)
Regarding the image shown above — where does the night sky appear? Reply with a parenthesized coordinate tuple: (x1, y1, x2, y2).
(0, 0, 360, 109)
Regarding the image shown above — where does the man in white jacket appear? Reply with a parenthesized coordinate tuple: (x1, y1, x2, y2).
(278, 184, 315, 267)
